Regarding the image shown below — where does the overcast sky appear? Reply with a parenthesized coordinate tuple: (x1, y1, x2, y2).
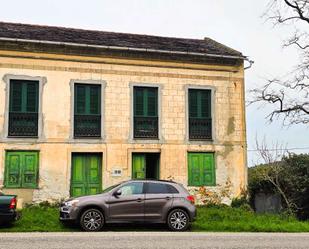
(1, 0, 308, 165)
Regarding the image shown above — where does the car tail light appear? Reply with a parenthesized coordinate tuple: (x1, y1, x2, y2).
(9, 197, 17, 209)
(186, 195, 195, 205)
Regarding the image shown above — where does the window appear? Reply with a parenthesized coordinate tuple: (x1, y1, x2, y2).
(5, 151, 39, 188)
(74, 84, 101, 138)
(167, 185, 179, 194)
(8, 80, 39, 137)
(118, 182, 144, 196)
(188, 89, 212, 140)
(188, 153, 215, 186)
(133, 87, 158, 139)
(145, 182, 177, 194)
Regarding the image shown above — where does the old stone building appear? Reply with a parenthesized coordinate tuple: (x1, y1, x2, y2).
(0, 22, 247, 204)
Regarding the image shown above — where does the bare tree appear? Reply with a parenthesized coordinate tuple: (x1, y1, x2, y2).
(249, 0, 309, 125)
(254, 136, 297, 213)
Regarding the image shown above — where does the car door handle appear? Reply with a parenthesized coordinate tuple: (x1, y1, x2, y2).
(136, 198, 143, 202)
(166, 196, 171, 200)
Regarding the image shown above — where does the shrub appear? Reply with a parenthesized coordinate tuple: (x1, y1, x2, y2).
(248, 153, 309, 220)
(282, 154, 309, 220)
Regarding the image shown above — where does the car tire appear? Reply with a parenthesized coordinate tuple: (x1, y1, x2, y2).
(80, 208, 104, 232)
(167, 209, 190, 231)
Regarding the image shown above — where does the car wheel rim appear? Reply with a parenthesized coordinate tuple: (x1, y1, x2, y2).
(83, 211, 103, 231)
(170, 211, 187, 230)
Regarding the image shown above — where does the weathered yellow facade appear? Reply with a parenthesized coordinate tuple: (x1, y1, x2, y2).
(0, 45, 247, 204)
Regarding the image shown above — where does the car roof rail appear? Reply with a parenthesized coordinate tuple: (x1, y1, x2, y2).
(129, 179, 176, 183)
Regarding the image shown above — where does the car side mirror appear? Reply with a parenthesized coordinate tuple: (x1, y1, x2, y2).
(113, 189, 122, 197)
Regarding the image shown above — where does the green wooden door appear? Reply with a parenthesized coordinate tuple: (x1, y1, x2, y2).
(5, 151, 39, 188)
(71, 154, 102, 197)
(188, 153, 215, 186)
(132, 154, 146, 179)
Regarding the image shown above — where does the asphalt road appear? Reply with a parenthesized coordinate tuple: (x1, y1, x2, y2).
(0, 232, 309, 249)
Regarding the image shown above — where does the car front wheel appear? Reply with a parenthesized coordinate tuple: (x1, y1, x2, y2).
(80, 208, 104, 232)
(167, 209, 190, 231)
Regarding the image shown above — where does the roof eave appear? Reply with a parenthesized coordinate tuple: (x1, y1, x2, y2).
(0, 37, 246, 61)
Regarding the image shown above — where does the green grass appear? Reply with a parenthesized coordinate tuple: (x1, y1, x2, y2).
(193, 206, 309, 232)
(1, 205, 309, 232)
(0, 206, 78, 232)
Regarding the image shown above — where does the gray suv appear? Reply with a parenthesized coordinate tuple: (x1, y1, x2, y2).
(60, 180, 196, 231)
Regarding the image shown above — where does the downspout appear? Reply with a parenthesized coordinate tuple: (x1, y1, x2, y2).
(242, 56, 253, 193)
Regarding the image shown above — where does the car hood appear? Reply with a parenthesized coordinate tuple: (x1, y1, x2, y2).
(64, 193, 109, 203)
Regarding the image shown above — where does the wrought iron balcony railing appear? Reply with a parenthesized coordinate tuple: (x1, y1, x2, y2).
(8, 112, 38, 137)
(189, 117, 212, 140)
(74, 115, 101, 138)
(134, 116, 158, 139)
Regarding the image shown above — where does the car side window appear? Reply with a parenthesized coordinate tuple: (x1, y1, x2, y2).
(167, 185, 179, 194)
(118, 182, 143, 196)
(146, 182, 176, 194)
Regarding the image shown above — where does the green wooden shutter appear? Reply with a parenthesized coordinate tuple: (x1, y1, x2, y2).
(189, 90, 198, 118)
(134, 87, 158, 117)
(202, 153, 215, 185)
(5, 151, 39, 188)
(188, 153, 202, 186)
(22, 152, 39, 188)
(87, 155, 102, 195)
(75, 84, 101, 115)
(71, 154, 102, 197)
(89, 86, 101, 114)
(134, 87, 144, 116)
(26, 82, 39, 113)
(75, 85, 86, 114)
(10, 80, 39, 113)
(71, 155, 86, 197)
(5, 152, 22, 188)
(189, 89, 211, 118)
(147, 88, 158, 117)
(200, 90, 211, 118)
(132, 154, 146, 179)
(188, 153, 215, 186)
(10, 81, 23, 112)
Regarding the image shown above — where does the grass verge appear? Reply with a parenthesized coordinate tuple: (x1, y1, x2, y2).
(0, 205, 309, 232)
(193, 206, 309, 232)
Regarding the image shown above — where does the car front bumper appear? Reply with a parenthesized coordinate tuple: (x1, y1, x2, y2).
(59, 205, 79, 222)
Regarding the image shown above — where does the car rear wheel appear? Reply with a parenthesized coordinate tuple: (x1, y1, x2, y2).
(167, 209, 190, 231)
(80, 208, 104, 232)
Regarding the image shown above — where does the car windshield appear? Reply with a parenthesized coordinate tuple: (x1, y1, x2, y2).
(101, 184, 120, 193)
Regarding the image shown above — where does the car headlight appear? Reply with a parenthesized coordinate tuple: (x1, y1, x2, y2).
(64, 200, 79, 207)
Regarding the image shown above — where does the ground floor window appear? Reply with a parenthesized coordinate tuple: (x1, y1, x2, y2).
(132, 153, 160, 179)
(188, 152, 215, 186)
(71, 153, 102, 197)
(5, 151, 39, 188)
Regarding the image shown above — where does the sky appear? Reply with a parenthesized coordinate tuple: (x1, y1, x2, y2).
(0, 0, 308, 165)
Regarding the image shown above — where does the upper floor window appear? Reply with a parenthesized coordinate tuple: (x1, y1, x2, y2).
(74, 84, 101, 138)
(8, 80, 39, 137)
(188, 89, 212, 140)
(133, 86, 158, 139)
